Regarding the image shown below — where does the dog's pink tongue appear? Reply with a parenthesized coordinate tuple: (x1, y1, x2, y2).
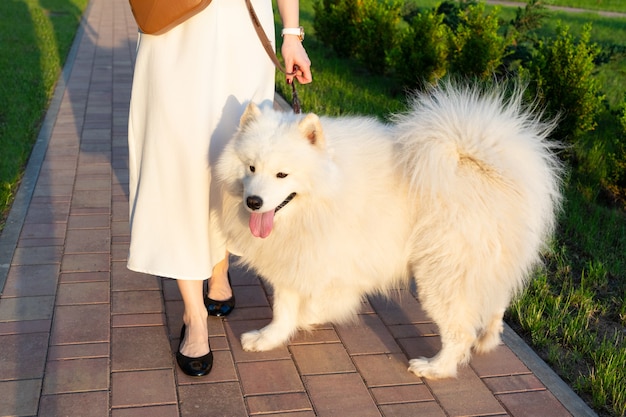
(249, 211, 274, 238)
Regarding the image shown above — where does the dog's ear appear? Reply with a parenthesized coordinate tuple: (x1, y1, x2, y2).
(298, 114, 325, 148)
(240, 102, 262, 127)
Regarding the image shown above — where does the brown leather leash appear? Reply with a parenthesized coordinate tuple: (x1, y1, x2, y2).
(244, 0, 302, 114)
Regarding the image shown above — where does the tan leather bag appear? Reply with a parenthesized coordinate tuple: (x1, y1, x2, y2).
(129, 0, 212, 35)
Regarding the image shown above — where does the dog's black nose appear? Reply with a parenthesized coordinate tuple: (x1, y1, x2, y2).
(246, 196, 263, 210)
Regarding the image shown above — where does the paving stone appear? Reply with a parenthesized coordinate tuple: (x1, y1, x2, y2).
(237, 359, 304, 396)
(230, 285, 271, 308)
(482, 373, 545, 394)
(0, 319, 51, 335)
(396, 334, 441, 360)
(303, 373, 381, 417)
(56, 281, 110, 305)
(111, 242, 129, 262)
(112, 405, 179, 417)
(12, 246, 64, 265)
(17, 237, 65, 248)
(59, 271, 110, 283)
(178, 382, 247, 417)
(47, 342, 109, 361)
(39, 391, 109, 417)
(246, 392, 313, 415)
(112, 313, 167, 328)
(111, 369, 176, 408)
(50, 304, 110, 344)
(370, 384, 433, 404)
(72, 190, 110, 210)
(61, 253, 110, 273)
(207, 335, 229, 351)
(352, 353, 420, 387)
(24, 200, 71, 223)
(110, 219, 129, 237)
(498, 390, 572, 416)
(228, 265, 263, 286)
(74, 176, 111, 190)
(161, 279, 181, 301)
(387, 323, 440, 338)
(368, 291, 432, 325)
(470, 344, 531, 377)
(111, 263, 161, 291)
(335, 314, 403, 355)
(1, 264, 60, 297)
(0, 296, 55, 321)
(19, 222, 66, 240)
(425, 366, 506, 416)
(379, 402, 446, 417)
(43, 357, 109, 394)
(68, 213, 111, 229)
(0, 333, 48, 380)
(65, 228, 110, 253)
(111, 290, 163, 314)
(0, 379, 42, 416)
(33, 182, 73, 197)
(290, 343, 356, 375)
(111, 326, 172, 371)
(225, 305, 274, 321)
(111, 201, 129, 222)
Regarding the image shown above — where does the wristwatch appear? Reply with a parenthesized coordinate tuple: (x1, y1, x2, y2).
(281, 26, 304, 41)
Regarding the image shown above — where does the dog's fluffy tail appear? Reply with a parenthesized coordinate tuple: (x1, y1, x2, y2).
(393, 80, 563, 270)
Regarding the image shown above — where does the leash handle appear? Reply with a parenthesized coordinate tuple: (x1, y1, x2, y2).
(290, 65, 302, 114)
(244, 0, 302, 113)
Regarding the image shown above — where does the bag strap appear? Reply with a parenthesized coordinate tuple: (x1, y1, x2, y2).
(244, 0, 290, 74)
(244, 0, 301, 113)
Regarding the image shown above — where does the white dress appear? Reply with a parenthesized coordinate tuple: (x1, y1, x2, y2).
(127, 0, 276, 280)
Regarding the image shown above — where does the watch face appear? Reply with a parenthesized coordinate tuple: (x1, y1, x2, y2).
(299, 26, 305, 41)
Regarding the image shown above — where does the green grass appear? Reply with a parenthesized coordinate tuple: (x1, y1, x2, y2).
(0, 0, 88, 227)
(508, 183, 626, 416)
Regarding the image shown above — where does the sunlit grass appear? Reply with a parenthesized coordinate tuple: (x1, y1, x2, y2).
(0, 0, 88, 228)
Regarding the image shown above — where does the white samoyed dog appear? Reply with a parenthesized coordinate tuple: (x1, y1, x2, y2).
(215, 82, 563, 379)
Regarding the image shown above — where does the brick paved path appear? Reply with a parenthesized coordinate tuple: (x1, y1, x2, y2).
(0, 0, 599, 415)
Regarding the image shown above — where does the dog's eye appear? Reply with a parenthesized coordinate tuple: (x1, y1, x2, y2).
(249, 166, 255, 173)
(276, 172, 288, 179)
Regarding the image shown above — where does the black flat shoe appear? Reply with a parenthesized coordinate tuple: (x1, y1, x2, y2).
(176, 324, 213, 377)
(205, 272, 235, 317)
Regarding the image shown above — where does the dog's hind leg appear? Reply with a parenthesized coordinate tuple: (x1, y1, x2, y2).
(408, 319, 476, 379)
(473, 308, 505, 354)
(241, 286, 302, 352)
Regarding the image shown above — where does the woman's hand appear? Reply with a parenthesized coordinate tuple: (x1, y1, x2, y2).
(281, 36, 312, 84)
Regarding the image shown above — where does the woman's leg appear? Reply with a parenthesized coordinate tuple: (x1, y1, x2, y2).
(178, 279, 209, 357)
(207, 251, 232, 301)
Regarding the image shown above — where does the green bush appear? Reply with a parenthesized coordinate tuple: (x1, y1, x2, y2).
(313, 0, 360, 58)
(621, 97, 626, 133)
(606, 98, 626, 203)
(393, 8, 450, 89)
(448, 2, 509, 80)
(510, 0, 548, 34)
(522, 23, 604, 143)
(313, 0, 402, 74)
(354, 0, 403, 74)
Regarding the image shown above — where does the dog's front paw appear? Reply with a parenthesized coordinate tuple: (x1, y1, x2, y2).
(241, 329, 284, 352)
(408, 357, 457, 380)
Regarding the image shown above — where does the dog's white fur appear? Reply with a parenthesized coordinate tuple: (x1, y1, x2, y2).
(215, 82, 562, 379)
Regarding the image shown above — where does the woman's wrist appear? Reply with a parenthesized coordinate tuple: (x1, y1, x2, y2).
(281, 26, 304, 41)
